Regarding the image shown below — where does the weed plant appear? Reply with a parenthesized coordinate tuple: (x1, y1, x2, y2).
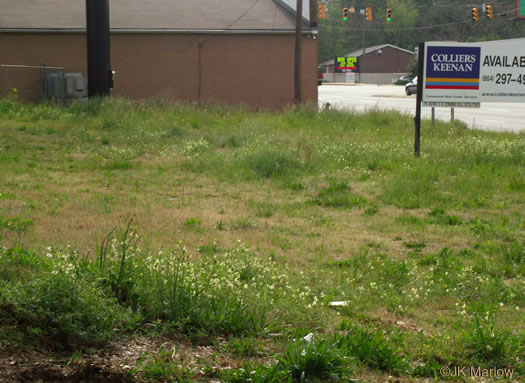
(0, 226, 322, 349)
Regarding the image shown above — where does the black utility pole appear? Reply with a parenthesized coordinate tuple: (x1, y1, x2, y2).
(294, 0, 303, 104)
(86, 0, 112, 98)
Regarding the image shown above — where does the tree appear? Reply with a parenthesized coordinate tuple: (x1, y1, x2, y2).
(318, 0, 525, 64)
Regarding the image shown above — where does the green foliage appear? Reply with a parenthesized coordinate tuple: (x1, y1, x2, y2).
(318, 0, 525, 63)
(0, 262, 137, 349)
(428, 208, 460, 226)
(220, 363, 292, 383)
(97, 220, 139, 306)
(242, 150, 304, 179)
(230, 217, 255, 230)
(335, 326, 407, 373)
(0, 216, 33, 248)
(1, 97, 525, 380)
(254, 202, 276, 218)
(197, 241, 221, 256)
(461, 315, 515, 368)
(133, 348, 195, 382)
(225, 337, 261, 357)
(503, 241, 525, 266)
(0, 234, 312, 350)
(132, 243, 294, 336)
(381, 164, 440, 209)
(311, 182, 366, 209)
(278, 337, 352, 382)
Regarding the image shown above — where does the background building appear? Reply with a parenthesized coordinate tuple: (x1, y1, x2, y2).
(0, 0, 318, 109)
(319, 44, 415, 84)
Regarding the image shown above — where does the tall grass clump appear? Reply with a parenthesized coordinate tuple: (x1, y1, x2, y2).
(311, 182, 366, 209)
(241, 150, 304, 179)
(278, 337, 353, 382)
(335, 325, 408, 373)
(96, 219, 139, 306)
(461, 315, 518, 369)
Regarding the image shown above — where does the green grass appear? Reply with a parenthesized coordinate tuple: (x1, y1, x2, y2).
(0, 97, 524, 382)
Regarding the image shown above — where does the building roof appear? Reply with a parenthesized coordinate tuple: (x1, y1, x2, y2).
(0, 0, 315, 33)
(319, 44, 415, 66)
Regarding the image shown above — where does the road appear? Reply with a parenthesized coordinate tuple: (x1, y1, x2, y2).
(318, 84, 525, 133)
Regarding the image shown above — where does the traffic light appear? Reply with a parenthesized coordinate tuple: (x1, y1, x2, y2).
(486, 4, 493, 19)
(472, 7, 479, 21)
(319, 4, 326, 19)
(386, 8, 392, 22)
(365, 6, 373, 22)
(343, 7, 349, 21)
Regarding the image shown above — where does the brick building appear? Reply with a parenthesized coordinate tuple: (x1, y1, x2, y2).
(0, 0, 318, 109)
(320, 44, 415, 84)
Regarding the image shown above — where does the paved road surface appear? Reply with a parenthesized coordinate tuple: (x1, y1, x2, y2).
(319, 84, 525, 133)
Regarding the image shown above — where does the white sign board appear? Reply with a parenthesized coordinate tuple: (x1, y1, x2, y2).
(345, 72, 355, 83)
(423, 39, 525, 106)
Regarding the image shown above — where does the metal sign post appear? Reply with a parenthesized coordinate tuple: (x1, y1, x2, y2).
(414, 42, 424, 157)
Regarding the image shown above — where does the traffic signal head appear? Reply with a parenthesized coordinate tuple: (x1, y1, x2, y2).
(472, 7, 479, 21)
(343, 7, 349, 21)
(486, 5, 493, 19)
(366, 7, 372, 22)
(386, 8, 392, 22)
(319, 4, 326, 19)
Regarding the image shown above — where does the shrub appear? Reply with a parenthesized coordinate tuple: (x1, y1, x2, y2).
(0, 271, 137, 349)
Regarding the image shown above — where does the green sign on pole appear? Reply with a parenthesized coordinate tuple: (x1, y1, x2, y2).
(521, 0, 525, 16)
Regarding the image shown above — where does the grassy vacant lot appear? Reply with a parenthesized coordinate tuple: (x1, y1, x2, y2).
(0, 97, 524, 382)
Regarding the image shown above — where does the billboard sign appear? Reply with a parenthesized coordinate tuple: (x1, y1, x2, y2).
(422, 39, 525, 106)
(334, 56, 359, 73)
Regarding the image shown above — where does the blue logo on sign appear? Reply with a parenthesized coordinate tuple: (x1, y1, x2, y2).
(426, 46, 481, 90)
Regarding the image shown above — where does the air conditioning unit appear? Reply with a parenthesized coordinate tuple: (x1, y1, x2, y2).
(42, 72, 87, 104)
(65, 73, 87, 103)
(43, 73, 65, 102)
